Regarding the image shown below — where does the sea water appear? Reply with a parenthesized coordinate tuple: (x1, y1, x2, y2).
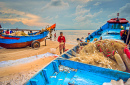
(51, 30, 95, 45)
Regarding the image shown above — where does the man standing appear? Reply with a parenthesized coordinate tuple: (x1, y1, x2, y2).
(57, 32, 66, 54)
(54, 32, 56, 41)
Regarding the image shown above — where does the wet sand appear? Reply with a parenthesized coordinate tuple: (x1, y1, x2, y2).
(0, 40, 74, 85)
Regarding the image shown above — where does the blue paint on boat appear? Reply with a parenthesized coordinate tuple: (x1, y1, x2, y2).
(0, 31, 49, 44)
(25, 59, 130, 85)
(85, 22, 130, 42)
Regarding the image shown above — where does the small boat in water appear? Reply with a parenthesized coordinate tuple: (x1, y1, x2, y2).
(0, 24, 56, 49)
(25, 17, 130, 85)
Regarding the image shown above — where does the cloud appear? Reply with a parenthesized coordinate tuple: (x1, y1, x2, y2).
(72, 4, 103, 29)
(43, 16, 53, 21)
(0, 7, 51, 27)
(75, 5, 90, 16)
(94, 2, 101, 6)
(74, 10, 102, 22)
(55, 15, 59, 19)
(65, 5, 90, 17)
(0, 2, 5, 8)
(119, 3, 130, 17)
(108, 3, 130, 20)
(70, 0, 92, 3)
(42, 0, 69, 11)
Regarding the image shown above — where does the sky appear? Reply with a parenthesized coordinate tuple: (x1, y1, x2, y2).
(0, 0, 130, 30)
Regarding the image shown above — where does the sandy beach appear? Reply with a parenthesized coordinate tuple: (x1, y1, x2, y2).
(0, 40, 74, 61)
(0, 40, 74, 85)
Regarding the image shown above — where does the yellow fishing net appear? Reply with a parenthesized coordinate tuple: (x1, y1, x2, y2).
(69, 39, 127, 71)
(10, 31, 28, 36)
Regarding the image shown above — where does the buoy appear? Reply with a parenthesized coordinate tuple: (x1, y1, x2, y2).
(94, 38, 97, 41)
(87, 40, 90, 43)
(120, 30, 125, 36)
(122, 54, 130, 70)
(106, 55, 110, 57)
(107, 52, 111, 54)
(114, 53, 126, 71)
(99, 48, 103, 52)
(124, 47, 130, 59)
(112, 51, 115, 56)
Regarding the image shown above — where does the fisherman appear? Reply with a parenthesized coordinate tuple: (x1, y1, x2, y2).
(121, 30, 128, 43)
(2, 30, 4, 34)
(126, 27, 130, 45)
(5, 29, 9, 35)
(57, 32, 66, 54)
(28, 30, 33, 35)
(54, 32, 56, 41)
(10, 30, 13, 34)
(50, 33, 52, 40)
(121, 25, 124, 30)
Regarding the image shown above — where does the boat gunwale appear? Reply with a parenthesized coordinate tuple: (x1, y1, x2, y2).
(0, 31, 49, 38)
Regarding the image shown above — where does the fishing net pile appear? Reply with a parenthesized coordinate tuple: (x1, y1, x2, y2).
(10, 31, 28, 36)
(69, 39, 128, 71)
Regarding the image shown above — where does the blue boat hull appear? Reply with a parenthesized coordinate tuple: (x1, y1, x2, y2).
(25, 59, 130, 85)
(0, 31, 49, 48)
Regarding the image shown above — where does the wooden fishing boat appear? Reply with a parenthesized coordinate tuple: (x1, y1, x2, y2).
(0, 24, 56, 49)
(25, 17, 130, 85)
(25, 58, 130, 85)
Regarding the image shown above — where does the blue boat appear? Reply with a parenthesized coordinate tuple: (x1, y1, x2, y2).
(0, 31, 49, 49)
(85, 18, 130, 42)
(0, 24, 56, 49)
(25, 18, 130, 85)
(25, 59, 130, 85)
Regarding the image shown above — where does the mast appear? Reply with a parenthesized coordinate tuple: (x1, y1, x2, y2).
(0, 24, 2, 28)
(117, 13, 119, 21)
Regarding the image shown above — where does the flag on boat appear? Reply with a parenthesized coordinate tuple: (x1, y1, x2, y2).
(51, 23, 56, 29)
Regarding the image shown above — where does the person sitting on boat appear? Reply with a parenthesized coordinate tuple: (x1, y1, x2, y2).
(28, 31, 33, 35)
(121, 30, 128, 43)
(57, 32, 66, 54)
(2, 30, 4, 34)
(54, 32, 56, 41)
(10, 30, 13, 34)
(5, 29, 9, 35)
(121, 25, 124, 30)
